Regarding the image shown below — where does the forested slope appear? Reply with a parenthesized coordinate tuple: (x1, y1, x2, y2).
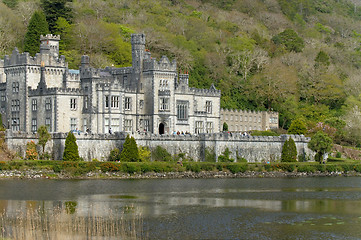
(1, 0, 361, 146)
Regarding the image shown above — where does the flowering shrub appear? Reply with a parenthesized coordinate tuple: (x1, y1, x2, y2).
(308, 122, 337, 138)
(25, 141, 38, 160)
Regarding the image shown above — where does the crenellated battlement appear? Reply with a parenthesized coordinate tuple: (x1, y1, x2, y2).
(143, 56, 177, 72)
(221, 108, 278, 115)
(189, 86, 221, 97)
(40, 34, 60, 41)
(28, 86, 83, 96)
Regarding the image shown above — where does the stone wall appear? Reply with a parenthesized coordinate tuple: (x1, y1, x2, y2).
(5, 130, 314, 162)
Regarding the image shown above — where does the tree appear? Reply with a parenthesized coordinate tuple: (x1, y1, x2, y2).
(288, 119, 307, 135)
(315, 50, 330, 68)
(63, 131, 80, 161)
(41, 0, 73, 33)
(26, 141, 38, 160)
(272, 29, 304, 53)
(120, 135, 140, 162)
(308, 131, 333, 163)
(24, 11, 49, 56)
(108, 148, 120, 161)
(281, 138, 297, 162)
(37, 125, 51, 156)
(223, 122, 228, 131)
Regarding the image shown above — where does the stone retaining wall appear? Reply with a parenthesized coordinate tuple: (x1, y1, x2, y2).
(5, 131, 314, 162)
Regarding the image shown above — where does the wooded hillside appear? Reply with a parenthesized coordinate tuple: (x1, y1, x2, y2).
(1, 0, 361, 146)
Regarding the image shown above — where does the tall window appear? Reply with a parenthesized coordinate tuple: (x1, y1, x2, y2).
(177, 101, 188, 120)
(12, 82, 19, 93)
(84, 96, 89, 109)
(1, 92, 5, 102)
(144, 119, 150, 132)
(159, 79, 169, 90)
(45, 98, 51, 110)
(70, 98, 77, 110)
(195, 121, 203, 134)
(11, 100, 20, 112)
(45, 118, 51, 131)
(124, 119, 132, 132)
(206, 122, 213, 133)
(105, 95, 109, 108)
(111, 96, 119, 108)
(32, 99, 37, 111)
(83, 118, 87, 132)
(11, 112, 20, 131)
(31, 119, 37, 132)
(124, 97, 131, 110)
(206, 101, 212, 113)
(105, 118, 109, 133)
(159, 97, 169, 111)
(70, 118, 77, 131)
(111, 118, 119, 132)
(123, 75, 128, 85)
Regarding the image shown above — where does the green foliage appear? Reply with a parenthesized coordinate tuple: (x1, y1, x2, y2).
(222, 122, 228, 132)
(63, 131, 80, 161)
(308, 131, 333, 163)
(226, 163, 248, 173)
(297, 164, 316, 173)
(205, 147, 216, 162)
(251, 130, 279, 136)
(100, 162, 119, 172)
(315, 50, 330, 68)
(336, 152, 342, 158)
(152, 146, 172, 161)
(120, 135, 140, 162)
(108, 148, 120, 161)
(138, 146, 151, 162)
(40, 0, 73, 33)
(2, 0, 18, 8)
(218, 148, 234, 162)
(37, 125, 51, 155)
(288, 119, 307, 135)
(281, 138, 298, 162)
(25, 141, 38, 160)
(272, 29, 304, 52)
(24, 11, 49, 56)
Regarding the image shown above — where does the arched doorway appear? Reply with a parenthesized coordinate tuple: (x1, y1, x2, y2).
(159, 123, 165, 135)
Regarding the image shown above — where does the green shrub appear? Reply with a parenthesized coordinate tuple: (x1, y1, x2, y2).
(316, 164, 326, 172)
(52, 164, 62, 173)
(326, 164, 342, 173)
(340, 164, 354, 172)
(354, 165, 361, 172)
(152, 146, 172, 161)
(108, 148, 121, 161)
(100, 162, 119, 172)
(218, 148, 234, 162)
(63, 131, 80, 161)
(199, 162, 215, 171)
(226, 163, 248, 173)
(251, 130, 279, 136)
(297, 165, 316, 173)
(26, 141, 38, 160)
(281, 138, 297, 162)
(279, 163, 296, 172)
(264, 164, 275, 172)
(185, 162, 201, 173)
(0, 161, 7, 170)
(336, 152, 342, 158)
(216, 163, 224, 171)
(205, 148, 216, 162)
(124, 163, 141, 174)
(120, 135, 140, 162)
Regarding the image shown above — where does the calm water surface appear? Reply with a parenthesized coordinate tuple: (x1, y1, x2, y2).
(1, 177, 361, 239)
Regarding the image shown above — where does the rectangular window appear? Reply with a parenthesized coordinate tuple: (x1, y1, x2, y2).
(176, 101, 188, 120)
(195, 121, 203, 134)
(258, 116, 261, 123)
(84, 96, 89, 110)
(111, 118, 119, 132)
(70, 118, 77, 131)
(105, 95, 109, 108)
(206, 101, 212, 113)
(1, 92, 5, 102)
(11, 100, 20, 112)
(70, 98, 77, 110)
(83, 118, 87, 132)
(111, 96, 119, 109)
(11, 112, 20, 131)
(249, 116, 252, 122)
(159, 97, 169, 111)
(206, 122, 213, 133)
(31, 119, 37, 132)
(240, 116, 243, 121)
(144, 119, 150, 132)
(105, 118, 109, 133)
(45, 118, 51, 131)
(12, 82, 19, 93)
(124, 119, 132, 132)
(32, 99, 37, 111)
(124, 97, 131, 110)
(45, 98, 51, 110)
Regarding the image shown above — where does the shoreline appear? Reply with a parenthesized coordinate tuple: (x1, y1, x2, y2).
(1, 169, 361, 179)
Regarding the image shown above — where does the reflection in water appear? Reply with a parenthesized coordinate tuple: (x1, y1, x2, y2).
(1, 178, 361, 239)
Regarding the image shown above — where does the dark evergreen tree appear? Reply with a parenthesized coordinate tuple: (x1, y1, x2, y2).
(24, 11, 49, 56)
(63, 131, 80, 161)
(281, 138, 297, 162)
(272, 29, 304, 52)
(120, 135, 140, 162)
(223, 122, 228, 131)
(41, 0, 73, 33)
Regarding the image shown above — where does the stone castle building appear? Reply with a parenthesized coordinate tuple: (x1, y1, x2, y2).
(0, 33, 277, 134)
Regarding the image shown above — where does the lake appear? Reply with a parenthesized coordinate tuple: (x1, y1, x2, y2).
(1, 177, 361, 239)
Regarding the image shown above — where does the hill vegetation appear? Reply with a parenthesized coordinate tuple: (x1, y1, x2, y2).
(2, 0, 361, 146)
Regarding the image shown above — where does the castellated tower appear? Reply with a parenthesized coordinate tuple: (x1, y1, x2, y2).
(40, 34, 60, 58)
(131, 33, 145, 72)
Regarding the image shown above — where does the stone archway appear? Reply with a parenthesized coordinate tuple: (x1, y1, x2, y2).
(159, 123, 165, 135)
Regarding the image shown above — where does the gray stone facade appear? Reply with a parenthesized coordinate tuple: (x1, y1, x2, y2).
(0, 34, 222, 135)
(220, 109, 279, 132)
(5, 130, 313, 162)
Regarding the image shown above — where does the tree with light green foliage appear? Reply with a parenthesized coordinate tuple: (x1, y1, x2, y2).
(37, 125, 51, 156)
(218, 148, 234, 162)
(40, 0, 73, 33)
(63, 131, 80, 161)
(288, 119, 307, 135)
(24, 11, 49, 56)
(308, 131, 333, 163)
